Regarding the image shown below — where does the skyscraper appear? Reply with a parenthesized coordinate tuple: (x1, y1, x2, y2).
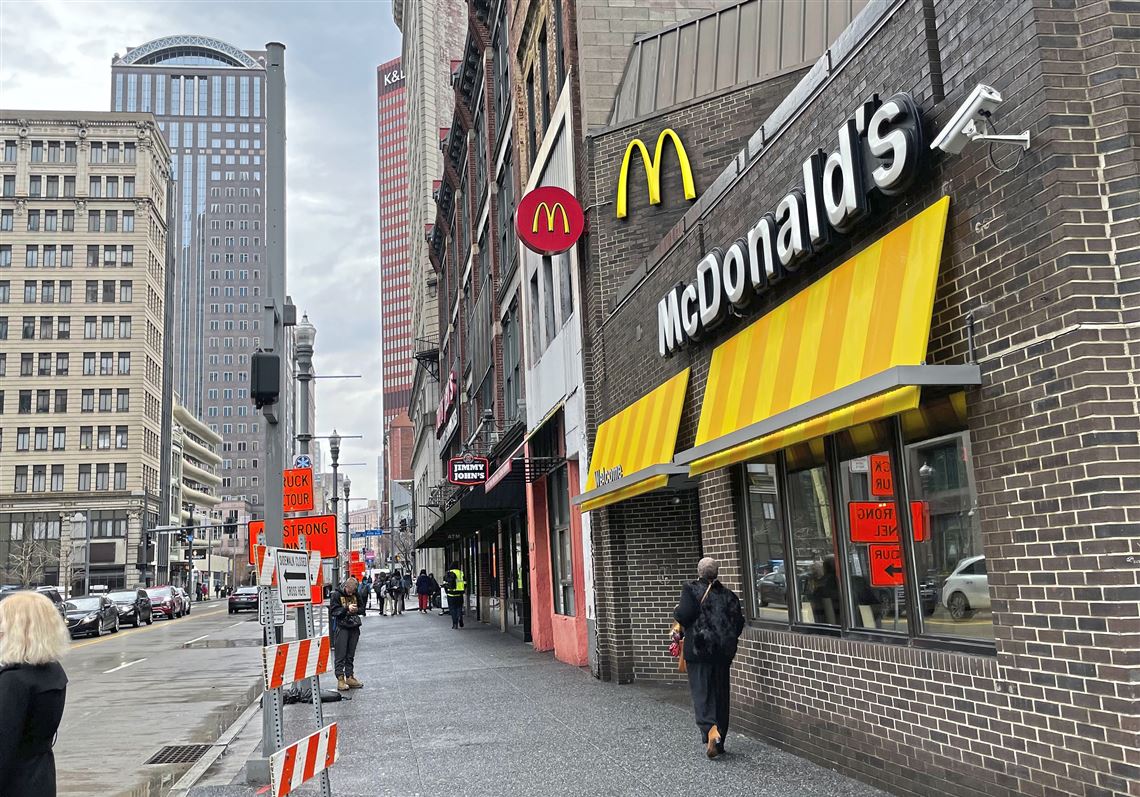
(111, 35, 273, 511)
(377, 57, 410, 436)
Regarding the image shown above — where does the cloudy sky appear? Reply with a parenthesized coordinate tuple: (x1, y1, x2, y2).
(0, 0, 402, 502)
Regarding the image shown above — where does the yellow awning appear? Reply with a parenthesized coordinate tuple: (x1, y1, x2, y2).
(683, 197, 954, 476)
(576, 369, 690, 512)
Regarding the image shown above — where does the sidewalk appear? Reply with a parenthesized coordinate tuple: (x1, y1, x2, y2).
(190, 608, 887, 797)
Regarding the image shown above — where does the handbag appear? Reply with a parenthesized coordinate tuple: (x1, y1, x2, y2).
(670, 581, 714, 674)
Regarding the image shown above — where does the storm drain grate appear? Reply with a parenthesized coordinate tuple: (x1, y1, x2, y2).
(144, 744, 214, 765)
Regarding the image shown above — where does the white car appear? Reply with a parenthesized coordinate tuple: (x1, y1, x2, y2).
(941, 555, 989, 619)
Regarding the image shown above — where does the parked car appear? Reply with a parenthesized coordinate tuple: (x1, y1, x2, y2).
(107, 589, 153, 627)
(758, 571, 787, 607)
(146, 586, 182, 620)
(0, 586, 68, 621)
(228, 586, 260, 614)
(63, 595, 119, 637)
(174, 586, 191, 615)
(942, 555, 989, 620)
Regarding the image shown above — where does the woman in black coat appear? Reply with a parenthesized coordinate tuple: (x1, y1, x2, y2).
(673, 557, 745, 759)
(415, 569, 433, 613)
(0, 591, 70, 796)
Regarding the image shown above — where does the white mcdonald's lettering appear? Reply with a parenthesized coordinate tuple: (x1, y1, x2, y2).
(657, 92, 924, 357)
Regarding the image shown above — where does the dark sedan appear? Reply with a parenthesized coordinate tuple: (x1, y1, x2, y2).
(107, 589, 153, 627)
(64, 595, 119, 638)
(228, 586, 260, 614)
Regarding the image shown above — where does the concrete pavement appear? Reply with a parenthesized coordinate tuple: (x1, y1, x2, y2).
(189, 607, 887, 797)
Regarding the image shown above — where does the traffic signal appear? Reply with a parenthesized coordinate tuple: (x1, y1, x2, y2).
(224, 511, 237, 536)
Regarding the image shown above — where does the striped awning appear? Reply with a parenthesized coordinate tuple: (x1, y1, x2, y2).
(575, 369, 690, 511)
(678, 197, 977, 475)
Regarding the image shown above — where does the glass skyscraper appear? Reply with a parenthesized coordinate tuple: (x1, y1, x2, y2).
(112, 35, 271, 511)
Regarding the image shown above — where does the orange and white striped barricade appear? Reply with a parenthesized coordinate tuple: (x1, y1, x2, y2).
(255, 544, 278, 586)
(262, 635, 332, 691)
(270, 722, 338, 797)
(309, 551, 324, 605)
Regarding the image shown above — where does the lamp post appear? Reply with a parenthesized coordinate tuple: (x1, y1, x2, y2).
(294, 314, 316, 457)
(329, 429, 341, 586)
(343, 477, 351, 572)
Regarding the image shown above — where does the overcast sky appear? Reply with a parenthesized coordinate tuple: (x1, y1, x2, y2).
(0, 0, 402, 502)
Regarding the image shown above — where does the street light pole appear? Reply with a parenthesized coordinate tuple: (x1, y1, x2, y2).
(329, 429, 341, 588)
(343, 477, 351, 570)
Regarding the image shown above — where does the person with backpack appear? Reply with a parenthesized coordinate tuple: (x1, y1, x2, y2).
(328, 575, 364, 691)
(373, 576, 385, 617)
(673, 557, 744, 759)
(387, 571, 405, 615)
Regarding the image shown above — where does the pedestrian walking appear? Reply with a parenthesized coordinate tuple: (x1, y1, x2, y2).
(387, 571, 405, 615)
(673, 557, 744, 759)
(415, 569, 432, 612)
(0, 591, 70, 797)
(378, 576, 392, 620)
(444, 563, 465, 628)
(429, 572, 443, 612)
(214, 583, 221, 600)
(328, 576, 364, 691)
(357, 576, 372, 616)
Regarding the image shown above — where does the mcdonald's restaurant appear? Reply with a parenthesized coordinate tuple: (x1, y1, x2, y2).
(578, 2, 1136, 795)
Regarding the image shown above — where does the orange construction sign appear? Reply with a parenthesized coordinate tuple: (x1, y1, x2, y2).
(869, 544, 904, 587)
(848, 501, 928, 544)
(283, 468, 315, 512)
(247, 514, 338, 563)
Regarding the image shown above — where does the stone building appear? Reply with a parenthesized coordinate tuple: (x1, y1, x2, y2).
(0, 110, 173, 593)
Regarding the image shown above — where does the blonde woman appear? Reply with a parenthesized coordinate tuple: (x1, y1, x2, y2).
(0, 591, 69, 797)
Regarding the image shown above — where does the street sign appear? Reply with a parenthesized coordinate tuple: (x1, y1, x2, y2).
(869, 544, 904, 587)
(282, 467, 315, 512)
(248, 514, 338, 563)
(448, 454, 490, 486)
(848, 501, 928, 544)
(350, 528, 384, 538)
(258, 585, 286, 626)
(275, 549, 313, 604)
(293, 454, 312, 469)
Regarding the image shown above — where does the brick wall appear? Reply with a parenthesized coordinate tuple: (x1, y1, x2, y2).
(581, 1, 1140, 795)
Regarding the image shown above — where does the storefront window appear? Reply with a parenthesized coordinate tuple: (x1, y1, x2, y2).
(834, 421, 913, 634)
(786, 458, 839, 626)
(902, 395, 991, 641)
(548, 465, 574, 616)
(743, 461, 788, 622)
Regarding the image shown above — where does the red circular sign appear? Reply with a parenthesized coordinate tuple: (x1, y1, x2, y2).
(516, 186, 584, 256)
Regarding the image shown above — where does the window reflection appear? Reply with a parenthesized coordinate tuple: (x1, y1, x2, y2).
(744, 462, 787, 622)
(786, 464, 839, 626)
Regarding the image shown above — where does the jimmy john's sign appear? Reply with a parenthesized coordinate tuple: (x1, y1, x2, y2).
(657, 92, 925, 357)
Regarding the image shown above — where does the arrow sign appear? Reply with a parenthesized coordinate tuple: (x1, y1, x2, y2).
(869, 544, 905, 587)
(274, 549, 313, 604)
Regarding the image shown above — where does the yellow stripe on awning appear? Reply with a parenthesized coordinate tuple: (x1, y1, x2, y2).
(576, 368, 690, 511)
(687, 197, 952, 475)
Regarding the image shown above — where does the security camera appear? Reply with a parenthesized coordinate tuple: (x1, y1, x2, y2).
(931, 84, 1029, 154)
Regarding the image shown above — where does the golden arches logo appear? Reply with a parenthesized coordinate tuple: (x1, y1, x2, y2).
(616, 128, 697, 219)
(532, 201, 571, 234)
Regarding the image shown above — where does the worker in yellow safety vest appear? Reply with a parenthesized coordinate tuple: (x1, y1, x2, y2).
(443, 563, 465, 629)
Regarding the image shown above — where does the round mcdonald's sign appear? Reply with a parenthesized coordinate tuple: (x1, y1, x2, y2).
(516, 185, 585, 256)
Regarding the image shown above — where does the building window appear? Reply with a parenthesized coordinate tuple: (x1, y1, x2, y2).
(79, 426, 92, 449)
(547, 465, 574, 616)
(14, 465, 28, 493)
(53, 427, 66, 450)
(95, 464, 109, 491)
(31, 465, 46, 492)
(78, 464, 91, 491)
(51, 465, 64, 492)
(114, 464, 127, 491)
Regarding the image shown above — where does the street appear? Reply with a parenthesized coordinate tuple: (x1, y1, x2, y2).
(55, 600, 263, 797)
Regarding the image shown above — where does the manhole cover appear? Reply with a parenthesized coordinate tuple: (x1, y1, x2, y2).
(144, 744, 213, 765)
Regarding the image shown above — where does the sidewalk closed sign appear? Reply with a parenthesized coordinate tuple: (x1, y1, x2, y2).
(283, 467, 315, 512)
(275, 549, 313, 604)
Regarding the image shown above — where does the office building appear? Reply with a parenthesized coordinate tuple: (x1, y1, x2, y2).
(111, 35, 273, 511)
(0, 111, 172, 592)
(377, 56, 411, 436)
(394, 0, 466, 579)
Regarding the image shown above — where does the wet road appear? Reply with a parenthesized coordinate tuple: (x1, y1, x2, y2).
(55, 600, 264, 797)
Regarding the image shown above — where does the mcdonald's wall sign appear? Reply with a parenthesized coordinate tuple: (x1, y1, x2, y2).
(616, 128, 697, 219)
(516, 185, 585, 256)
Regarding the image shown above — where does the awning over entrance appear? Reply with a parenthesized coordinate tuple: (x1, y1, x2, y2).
(678, 197, 979, 475)
(575, 368, 690, 512)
